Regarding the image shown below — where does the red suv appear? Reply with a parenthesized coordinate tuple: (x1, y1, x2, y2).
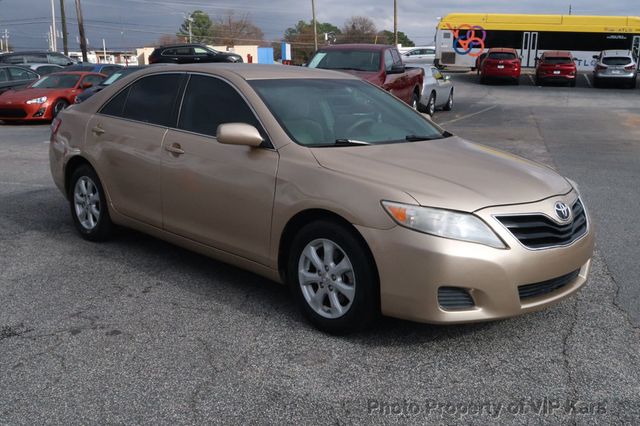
(480, 48, 521, 84)
(535, 51, 577, 87)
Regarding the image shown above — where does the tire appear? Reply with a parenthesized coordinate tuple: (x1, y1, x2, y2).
(287, 220, 378, 334)
(411, 91, 419, 110)
(480, 76, 487, 85)
(629, 78, 636, 89)
(69, 164, 114, 242)
(513, 78, 520, 86)
(593, 76, 600, 88)
(535, 77, 541, 86)
(425, 92, 436, 116)
(570, 79, 577, 88)
(443, 90, 453, 111)
(52, 99, 68, 118)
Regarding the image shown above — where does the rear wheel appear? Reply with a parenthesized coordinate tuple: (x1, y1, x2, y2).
(287, 221, 378, 334)
(425, 92, 436, 116)
(69, 164, 113, 241)
(629, 78, 636, 89)
(513, 78, 520, 85)
(443, 90, 453, 111)
(411, 91, 419, 110)
(593, 76, 600, 88)
(570, 79, 577, 87)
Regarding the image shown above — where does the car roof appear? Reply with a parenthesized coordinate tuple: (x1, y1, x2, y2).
(157, 43, 208, 49)
(601, 50, 632, 57)
(319, 44, 393, 52)
(123, 63, 360, 81)
(47, 71, 105, 76)
(0, 64, 32, 69)
(487, 48, 518, 53)
(542, 50, 572, 57)
(28, 63, 63, 67)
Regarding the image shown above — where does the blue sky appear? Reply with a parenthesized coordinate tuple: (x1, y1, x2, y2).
(0, 0, 636, 51)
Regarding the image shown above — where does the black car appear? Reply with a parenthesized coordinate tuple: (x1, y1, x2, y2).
(74, 66, 148, 104)
(0, 65, 40, 95)
(148, 44, 243, 64)
(0, 51, 74, 66)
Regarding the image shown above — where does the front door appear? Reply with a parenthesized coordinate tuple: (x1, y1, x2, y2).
(521, 31, 539, 67)
(161, 74, 279, 264)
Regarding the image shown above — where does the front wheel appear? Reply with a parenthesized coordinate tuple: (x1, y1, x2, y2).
(69, 165, 114, 241)
(287, 221, 378, 334)
(443, 90, 453, 111)
(52, 99, 68, 118)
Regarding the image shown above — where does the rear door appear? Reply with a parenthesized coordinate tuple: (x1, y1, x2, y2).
(85, 72, 185, 228)
(7, 67, 39, 90)
(161, 74, 278, 263)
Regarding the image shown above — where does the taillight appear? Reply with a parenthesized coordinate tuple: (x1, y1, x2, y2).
(595, 64, 607, 71)
(624, 64, 636, 71)
(50, 117, 62, 143)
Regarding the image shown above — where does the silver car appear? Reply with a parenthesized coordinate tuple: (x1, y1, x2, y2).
(418, 66, 454, 116)
(592, 50, 638, 88)
(402, 46, 436, 64)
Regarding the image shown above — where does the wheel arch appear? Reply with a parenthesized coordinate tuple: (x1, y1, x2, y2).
(64, 155, 96, 199)
(277, 208, 380, 288)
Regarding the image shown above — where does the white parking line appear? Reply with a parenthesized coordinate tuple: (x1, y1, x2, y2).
(438, 105, 498, 125)
(584, 74, 592, 87)
(528, 75, 536, 85)
(0, 181, 48, 188)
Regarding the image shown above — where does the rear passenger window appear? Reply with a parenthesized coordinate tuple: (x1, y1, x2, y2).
(120, 74, 183, 126)
(100, 87, 130, 117)
(178, 75, 261, 138)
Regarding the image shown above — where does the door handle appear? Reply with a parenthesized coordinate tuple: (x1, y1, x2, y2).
(92, 125, 105, 136)
(165, 143, 185, 156)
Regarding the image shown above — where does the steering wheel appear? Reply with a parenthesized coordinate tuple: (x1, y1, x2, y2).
(344, 118, 376, 135)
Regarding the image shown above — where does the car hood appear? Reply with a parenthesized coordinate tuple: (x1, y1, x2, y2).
(310, 136, 572, 212)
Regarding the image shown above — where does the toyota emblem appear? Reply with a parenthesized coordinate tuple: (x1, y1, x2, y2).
(554, 202, 571, 221)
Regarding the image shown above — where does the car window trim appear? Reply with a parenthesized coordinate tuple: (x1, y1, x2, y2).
(173, 72, 275, 150)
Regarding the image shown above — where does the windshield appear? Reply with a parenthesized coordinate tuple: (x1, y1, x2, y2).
(487, 52, 516, 60)
(602, 57, 632, 66)
(308, 50, 381, 72)
(249, 79, 445, 147)
(101, 68, 140, 86)
(543, 57, 572, 64)
(31, 74, 80, 89)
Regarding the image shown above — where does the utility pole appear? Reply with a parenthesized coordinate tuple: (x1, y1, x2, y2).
(311, 0, 318, 51)
(568, 4, 572, 15)
(50, 0, 57, 51)
(60, 0, 69, 55)
(74, 0, 88, 62)
(188, 16, 193, 43)
(393, 0, 398, 45)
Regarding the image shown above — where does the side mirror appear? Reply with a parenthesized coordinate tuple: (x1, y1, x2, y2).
(217, 123, 263, 147)
(592, 55, 598, 59)
(82, 82, 93, 89)
(389, 63, 405, 74)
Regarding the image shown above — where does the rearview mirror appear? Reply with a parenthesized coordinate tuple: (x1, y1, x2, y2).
(217, 123, 263, 147)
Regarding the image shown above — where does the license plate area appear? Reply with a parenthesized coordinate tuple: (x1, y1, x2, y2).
(497, 65, 505, 69)
(553, 70, 561, 75)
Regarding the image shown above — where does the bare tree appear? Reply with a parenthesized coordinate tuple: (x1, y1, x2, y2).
(212, 13, 264, 46)
(340, 16, 377, 43)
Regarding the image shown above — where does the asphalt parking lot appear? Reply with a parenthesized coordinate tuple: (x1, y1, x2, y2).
(1, 71, 639, 424)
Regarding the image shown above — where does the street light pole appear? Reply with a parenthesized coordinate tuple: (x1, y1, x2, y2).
(50, 0, 57, 51)
(311, 0, 318, 51)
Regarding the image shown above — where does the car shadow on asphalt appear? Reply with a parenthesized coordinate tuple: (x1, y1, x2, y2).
(3, 184, 515, 345)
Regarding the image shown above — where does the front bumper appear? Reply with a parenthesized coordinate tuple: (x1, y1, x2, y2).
(0, 102, 53, 121)
(357, 191, 594, 324)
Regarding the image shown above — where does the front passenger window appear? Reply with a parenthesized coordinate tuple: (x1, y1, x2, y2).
(178, 74, 262, 138)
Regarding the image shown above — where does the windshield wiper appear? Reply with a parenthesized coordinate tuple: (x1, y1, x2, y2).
(334, 138, 371, 146)
(404, 134, 443, 142)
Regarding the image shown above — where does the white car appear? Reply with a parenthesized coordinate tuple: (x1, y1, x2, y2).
(418, 66, 454, 116)
(402, 46, 436, 64)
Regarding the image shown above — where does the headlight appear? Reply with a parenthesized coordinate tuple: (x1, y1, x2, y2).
(26, 96, 48, 104)
(382, 201, 506, 249)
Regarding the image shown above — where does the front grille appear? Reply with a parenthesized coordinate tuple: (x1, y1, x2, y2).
(518, 269, 580, 300)
(0, 108, 27, 118)
(438, 287, 474, 310)
(496, 199, 587, 249)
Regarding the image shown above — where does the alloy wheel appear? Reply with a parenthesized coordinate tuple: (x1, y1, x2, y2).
(73, 176, 101, 230)
(298, 238, 356, 319)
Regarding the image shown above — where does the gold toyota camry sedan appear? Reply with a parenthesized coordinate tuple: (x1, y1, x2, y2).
(50, 64, 594, 333)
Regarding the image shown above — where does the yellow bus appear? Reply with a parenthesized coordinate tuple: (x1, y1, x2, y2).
(435, 13, 640, 70)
